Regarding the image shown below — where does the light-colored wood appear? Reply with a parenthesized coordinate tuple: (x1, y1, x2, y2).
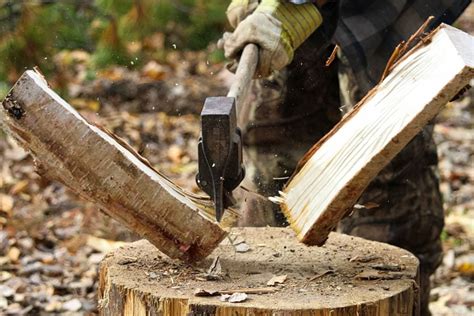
(98, 227, 420, 315)
(0, 70, 237, 262)
(279, 24, 474, 245)
(227, 43, 259, 127)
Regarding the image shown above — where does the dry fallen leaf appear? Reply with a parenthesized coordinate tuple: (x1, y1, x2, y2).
(267, 274, 287, 286)
(70, 98, 101, 112)
(142, 61, 167, 81)
(167, 145, 184, 164)
(456, 254, 474, 277)
(8, 247, 21, 263)
(0, 194, 14, 215)
(9, 180, 29, 195)
(86, 235, 127, 253)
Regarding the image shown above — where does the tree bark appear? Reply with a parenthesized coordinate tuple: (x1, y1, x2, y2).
(279, 24, 474, 246)
(99, 227, 420, 315)
(0, 70, 237, 262)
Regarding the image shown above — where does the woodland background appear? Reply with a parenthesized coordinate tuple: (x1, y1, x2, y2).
(0, 1, 472, 315)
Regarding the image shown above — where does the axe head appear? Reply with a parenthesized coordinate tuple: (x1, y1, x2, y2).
(196, 97, 245, 222)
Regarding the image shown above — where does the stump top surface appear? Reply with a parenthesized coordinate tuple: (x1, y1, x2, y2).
(101, 227, 418, 310)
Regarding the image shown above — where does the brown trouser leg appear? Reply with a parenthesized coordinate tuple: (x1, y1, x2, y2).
(241, 32, 443, 316)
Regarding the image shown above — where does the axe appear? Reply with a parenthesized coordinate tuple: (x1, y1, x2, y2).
(196, 44, 259, 222)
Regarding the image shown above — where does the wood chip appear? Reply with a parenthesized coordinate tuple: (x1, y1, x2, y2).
(267, 274, 287, 286)
(308, 270, 335, 282)
(62, 298, 82, 312)
(370, 263, 403, 271)
(194, 288, 219, 297)
(117, 256, 138, 265)
(235, 243, 250, 253)
(204, 256, 222, 280)
(353, 202, 380, 210)
(220, 287, 276, 295)
(219, 294, 230, 302)
(227, 292, 248, 303)
(349, 255, 380, 263)
(355, 270, 408, 280)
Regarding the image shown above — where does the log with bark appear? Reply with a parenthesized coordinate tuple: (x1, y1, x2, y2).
(98, 227, 420, 315)
(277, 24, 474, 245)
(0, 70, 238, 262)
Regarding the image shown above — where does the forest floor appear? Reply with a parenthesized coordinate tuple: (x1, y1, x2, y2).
(0, 6, 473, 316)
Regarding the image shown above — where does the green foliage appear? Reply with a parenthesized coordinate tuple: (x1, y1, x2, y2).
(0, 0, 228, 83)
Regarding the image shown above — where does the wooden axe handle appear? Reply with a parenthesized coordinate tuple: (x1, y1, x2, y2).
(227, 44, 259, 127)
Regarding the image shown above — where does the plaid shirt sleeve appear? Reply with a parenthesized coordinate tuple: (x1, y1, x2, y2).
(333, 0, 471, 93)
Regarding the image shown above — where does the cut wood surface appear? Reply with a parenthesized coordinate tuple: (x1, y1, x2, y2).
(99, 227, 420, 315)
(280, 24, 474, 245)
(0, 70, 237, 262)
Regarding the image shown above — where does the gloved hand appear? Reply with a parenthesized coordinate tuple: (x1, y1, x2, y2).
(226, 0, 259, 29)
(222, 0, 323, 77)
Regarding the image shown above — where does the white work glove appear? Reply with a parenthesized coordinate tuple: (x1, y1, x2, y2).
(226, 0, 259, 29)
(221, 0, 323, 77)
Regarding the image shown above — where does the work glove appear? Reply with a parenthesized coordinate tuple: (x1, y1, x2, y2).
(226, 0, 259, 29)
(222, 0, 323, 77)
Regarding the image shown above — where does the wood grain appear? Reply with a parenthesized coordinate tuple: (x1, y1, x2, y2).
(0, 71, 235, 262)
(281, 24, 474, 245)
(99, 227, 420, 315)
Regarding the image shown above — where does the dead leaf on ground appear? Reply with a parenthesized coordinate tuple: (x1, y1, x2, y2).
(9, 180, 29, 195)
(86, 235, 127, 253)
(0, 194, 14, 215)
(142, 61, 167, 81)
(70, 98, 101, 112)
(456, 254, 474, 277)
(7, 247, 20, 263)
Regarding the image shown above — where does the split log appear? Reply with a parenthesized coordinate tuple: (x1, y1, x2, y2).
(0, 70, 237, 262)
(279, 24, 474, 245)
(98, 227, 420, 315)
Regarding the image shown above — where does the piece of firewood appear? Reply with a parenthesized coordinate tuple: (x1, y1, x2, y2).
(0, 70, 237, 262)
(278, 24, 474, 245)
(98, 227, 420, 315)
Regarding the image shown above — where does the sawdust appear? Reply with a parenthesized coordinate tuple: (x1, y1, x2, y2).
(100, 227, 419, 310)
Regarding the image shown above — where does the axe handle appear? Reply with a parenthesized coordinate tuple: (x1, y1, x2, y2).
(227, 43, 258, 127)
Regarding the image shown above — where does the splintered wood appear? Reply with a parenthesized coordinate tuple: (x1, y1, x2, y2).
(0, 70, 235, 262)
(280, 24, 474, 245)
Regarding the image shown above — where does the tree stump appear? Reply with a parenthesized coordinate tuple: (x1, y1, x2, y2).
(98, 227, 420, 315)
